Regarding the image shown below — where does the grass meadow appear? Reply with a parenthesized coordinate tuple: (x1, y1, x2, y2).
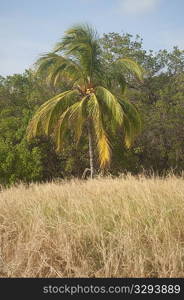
(0, 174, 184, 277)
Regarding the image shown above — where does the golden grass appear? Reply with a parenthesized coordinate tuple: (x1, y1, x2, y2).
(0, 174, 184, 278)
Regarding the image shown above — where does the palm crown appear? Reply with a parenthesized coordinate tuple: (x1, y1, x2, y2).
(27, 24, 143, 177)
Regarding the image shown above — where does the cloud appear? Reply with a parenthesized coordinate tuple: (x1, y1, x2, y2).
(120, 0, 161, 15)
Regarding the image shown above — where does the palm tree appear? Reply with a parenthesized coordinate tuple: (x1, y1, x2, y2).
(27, 24, 143, 178)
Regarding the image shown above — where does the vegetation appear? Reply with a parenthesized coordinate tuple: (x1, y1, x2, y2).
(1, 25, 184, 279)
(0, 175, 184, 277)
(0, 28, 184, 185)
(27, 25, 142, 178)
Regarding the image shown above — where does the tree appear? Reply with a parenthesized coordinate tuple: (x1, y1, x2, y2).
(26, 24, 143, 178)
(0, 71, 64, 186)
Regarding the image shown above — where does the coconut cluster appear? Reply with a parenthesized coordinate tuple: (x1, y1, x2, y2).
(86, 88, 95, 95)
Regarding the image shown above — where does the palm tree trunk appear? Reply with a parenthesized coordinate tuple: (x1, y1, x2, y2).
(87, 120, 94, 179)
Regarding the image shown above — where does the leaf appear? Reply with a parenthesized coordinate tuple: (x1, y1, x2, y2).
(89, 93, 111, 168)
(115, 58, 144, 82)
(96, 86, 124, 128)
(118, 98, 142, 148)
(27, 90, 79, 139)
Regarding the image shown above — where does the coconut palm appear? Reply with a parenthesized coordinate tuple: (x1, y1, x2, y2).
(27, 24, 143, 178)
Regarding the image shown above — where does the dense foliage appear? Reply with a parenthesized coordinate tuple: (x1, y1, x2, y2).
(27, 25, 143, 179)
(0, 32, 184, 185)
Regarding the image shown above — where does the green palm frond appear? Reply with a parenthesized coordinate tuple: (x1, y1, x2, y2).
(69, 95, 88, 143)
(103, 64, 127, 94)
(35, 52, 84, 86)
(96, 86, 124, 127)
(53, 108, 70, 152)
(115, 58, 144, 82)
(27, 89, 79, 139)
(54, 24, 98, 53)
(115, 58, 143, 81)
(47, 62, 84, 86)
(54, 97, 87, 151)
(103, 57, 144, 95)
(118, 98, 142, 148)
(54, 24, 102, 82)
(35, 52, 60, 73)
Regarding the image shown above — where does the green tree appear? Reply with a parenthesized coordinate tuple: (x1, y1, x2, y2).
(0, 71, 64, 185)
(27, 24, 143, 178)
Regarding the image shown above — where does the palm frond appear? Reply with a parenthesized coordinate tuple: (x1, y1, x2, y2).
(69, 96, 88, 143)
(115, 58, 144, 82)
(35, 52, 62, 74)
(102, 64, 127, 94)
(27, 90, 79, 139)
(118, 98, 142, 148)
(53, 108, 70, 152)
(35, 52, 84, 86)
(54, 24, 98, 52)
(95, 86, 124, 127)
(88, 93, 111, 168)
(54, 24, 101, 82)
(54, 98, 87, 151)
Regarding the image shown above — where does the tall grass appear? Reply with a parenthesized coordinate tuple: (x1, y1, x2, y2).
(0, 174, 184, 277)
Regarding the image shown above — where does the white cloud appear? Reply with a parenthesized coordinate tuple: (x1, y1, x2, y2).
(120, 0, 161, 15)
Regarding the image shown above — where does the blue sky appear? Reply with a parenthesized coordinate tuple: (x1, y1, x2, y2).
(0, 0, 184, 76)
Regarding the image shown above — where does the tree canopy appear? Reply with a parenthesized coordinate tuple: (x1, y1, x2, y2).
(0, 30, 184, 185)
(27, 24, 143, 176)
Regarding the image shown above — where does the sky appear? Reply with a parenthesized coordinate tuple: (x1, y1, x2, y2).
(0, 0, 184, 76)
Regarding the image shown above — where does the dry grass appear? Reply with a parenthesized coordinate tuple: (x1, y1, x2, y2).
(0, 174, 184, 278)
